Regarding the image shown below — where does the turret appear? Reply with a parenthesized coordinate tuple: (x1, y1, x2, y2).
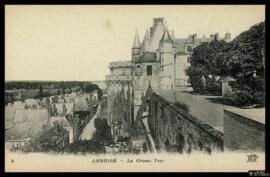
(159, 29, 173, 53)
(141, 29, 151, 53)
(132, 30, 141, 62)
(143, 29, 150, 41)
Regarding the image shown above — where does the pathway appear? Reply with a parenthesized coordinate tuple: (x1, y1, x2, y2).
(79, 104, 101, 140)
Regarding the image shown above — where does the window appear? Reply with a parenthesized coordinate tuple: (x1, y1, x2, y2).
(187, 57, 191, 63)
(147, 65, 152, 76)
(187, 46, 192, 52)
(137, 65, 140, 68)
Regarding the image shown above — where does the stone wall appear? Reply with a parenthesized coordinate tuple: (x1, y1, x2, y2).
(107, 82, 132, 137)
(133, 62, 160, 121)
(135, 86, 224, 154)
(224, 109, 265, 152)
(175, 55, 190, 87)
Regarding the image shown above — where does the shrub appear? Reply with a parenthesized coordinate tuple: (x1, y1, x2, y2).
(226, 90, 254, 107)
(185, 67, 204, 94)
(205, 80, 222, 95)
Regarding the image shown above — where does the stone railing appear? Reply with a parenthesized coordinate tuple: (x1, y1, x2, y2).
(105, 75, 132, 81)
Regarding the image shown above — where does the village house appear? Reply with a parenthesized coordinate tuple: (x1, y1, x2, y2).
(49, 116, 74, 144)
(53, 103, 74, 116)
(37, 124, 70, 150)
(5, 109, 50, 151)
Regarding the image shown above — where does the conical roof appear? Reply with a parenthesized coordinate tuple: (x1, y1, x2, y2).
(143, 29, 150, 41)
(132, 30, 141, 48)
(160, 29, 173, 43)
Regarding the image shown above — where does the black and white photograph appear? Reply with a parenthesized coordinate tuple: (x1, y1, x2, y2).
(4, 5, 266, 172)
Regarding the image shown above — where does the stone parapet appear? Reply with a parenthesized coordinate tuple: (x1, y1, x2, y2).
(135, 85, 224, 154)
(224, 109, 265, 152)
(109, 61, 131, 69)
(105, 75, 132, 81)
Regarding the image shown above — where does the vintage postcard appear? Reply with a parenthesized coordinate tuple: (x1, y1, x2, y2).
(5, 5, 266, 172)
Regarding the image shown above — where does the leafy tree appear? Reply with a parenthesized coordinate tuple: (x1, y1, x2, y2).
(56, 90, 61, 95)
(82, 84, 103, 100)
(186, 21, 265, 106)
(224, 22, 265, 106)
(186, 39, 229, 95)
(92, 117, 113, 146)
(34, 85, 44, 99)
(29, 124, 69, 152)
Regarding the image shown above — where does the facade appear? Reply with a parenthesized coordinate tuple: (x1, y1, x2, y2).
(106, 17, 232, 135)
(49, 116, 74, 144)
(5, 109, 50, 151)
(105, 61, 133, 136)
(53, 103, 74, 116)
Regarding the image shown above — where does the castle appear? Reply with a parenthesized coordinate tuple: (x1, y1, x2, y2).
(106, 17, 231, 135)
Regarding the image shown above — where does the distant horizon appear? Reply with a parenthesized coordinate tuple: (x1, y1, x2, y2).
(5, 80, 106, 82)
(5, 5, 265, 81)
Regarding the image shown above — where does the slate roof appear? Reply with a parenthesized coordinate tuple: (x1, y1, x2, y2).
(5, 101, 26, 129)
(142, 29, 150, 41)
(160, 29, 173, 43)
(54, 103, 74, 115)
(13, 109, 50, 123)
(135, 52, 157, 63)
(25, 99, 39, 106)
(175, 38, 187, 53)
(49, 116, 72, 128)
(74, 97, 89, 112)
(132, 30, 141, 48)
(5, 122, 46, 140)
(148, 23, 166, 52)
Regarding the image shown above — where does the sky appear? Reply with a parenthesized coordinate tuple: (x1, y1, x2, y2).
(5, 5, 265, 81)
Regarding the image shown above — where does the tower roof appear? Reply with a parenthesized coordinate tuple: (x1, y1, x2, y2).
(160, 29, 173, 43)
(143, 29, 150, 41)
(132, 30, 141, 48)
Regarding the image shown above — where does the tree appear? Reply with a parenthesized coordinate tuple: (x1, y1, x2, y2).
(34, 85, 44, 98)
(224, 22, 265, 106)
(29, 124, 69, 152)
(186, 40, 229, 95)
(82, 84, 103, 100)
(186, 21, 265, 106)
(92, 117, 113, 146)
(56, 90, 61, 95)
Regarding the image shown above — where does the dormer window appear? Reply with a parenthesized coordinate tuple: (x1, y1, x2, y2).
(187, 46, 192, 52)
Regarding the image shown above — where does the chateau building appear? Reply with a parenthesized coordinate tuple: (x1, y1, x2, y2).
(106, 17, 232, 131)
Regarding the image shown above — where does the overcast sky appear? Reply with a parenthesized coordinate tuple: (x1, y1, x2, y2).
(5, 5, 265, 81)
